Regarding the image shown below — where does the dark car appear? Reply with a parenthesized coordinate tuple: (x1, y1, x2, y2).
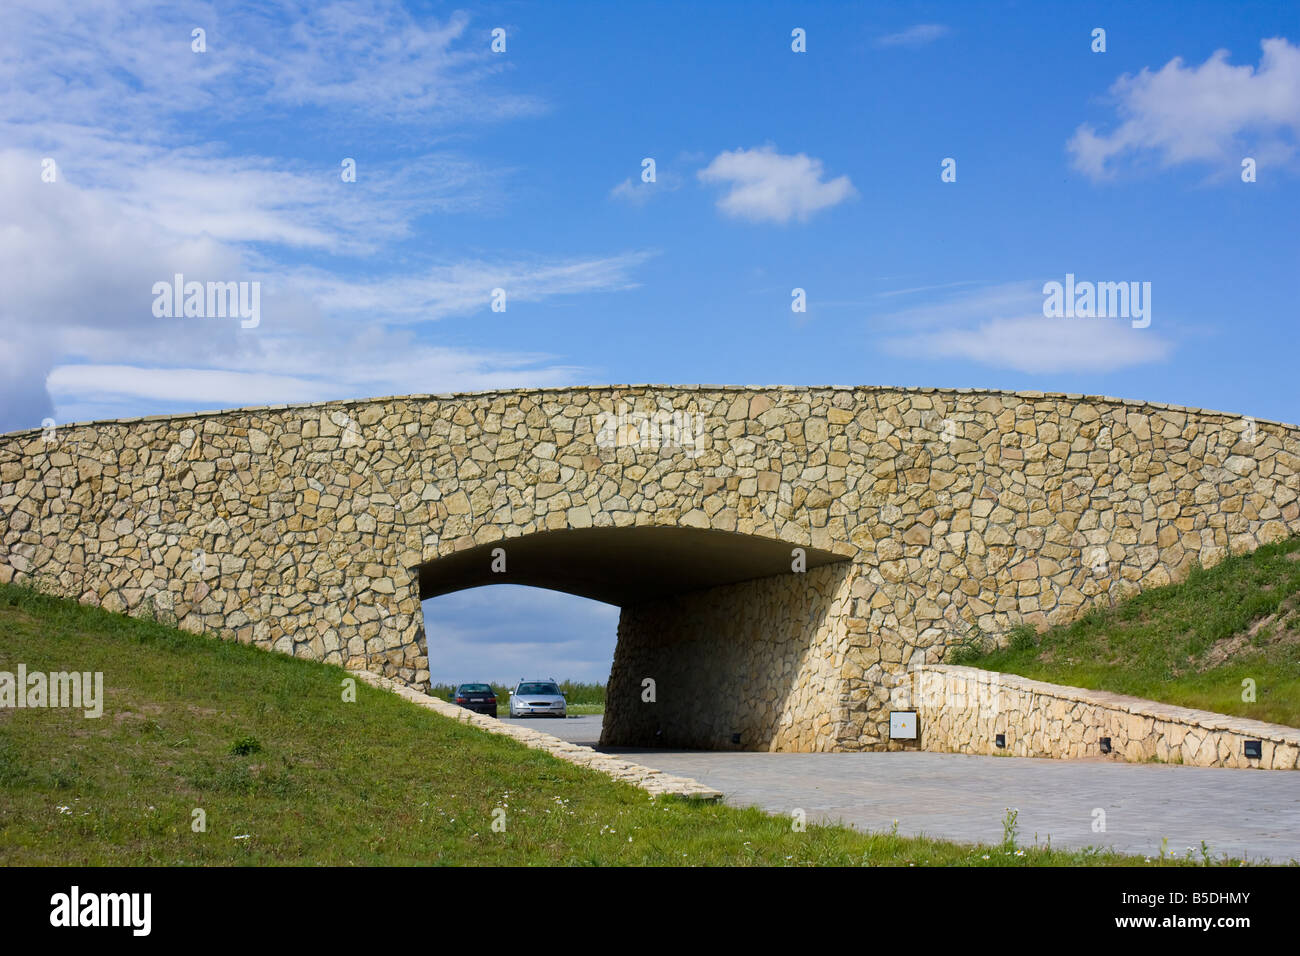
(449, 683, 498, 717)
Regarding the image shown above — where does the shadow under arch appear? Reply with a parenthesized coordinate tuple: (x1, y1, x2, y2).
(416, 526, 849, 604)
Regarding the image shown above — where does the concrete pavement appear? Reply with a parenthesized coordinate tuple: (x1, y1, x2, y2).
(502, 714, 1300, 862)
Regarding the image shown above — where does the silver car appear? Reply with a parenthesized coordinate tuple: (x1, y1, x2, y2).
(508, 679, 567, 718)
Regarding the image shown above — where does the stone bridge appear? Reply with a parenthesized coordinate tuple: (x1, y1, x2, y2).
(2, 386, 1298, 752)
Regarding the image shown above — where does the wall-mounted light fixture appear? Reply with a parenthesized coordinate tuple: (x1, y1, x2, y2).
(995, 733, 1006, 749)
(1244, 740, 1262, 760)
(1099, 737, 1112, 754)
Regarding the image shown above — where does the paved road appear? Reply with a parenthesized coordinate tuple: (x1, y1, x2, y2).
(502, 714, 603, 746)
(502, 715, 1300, 862)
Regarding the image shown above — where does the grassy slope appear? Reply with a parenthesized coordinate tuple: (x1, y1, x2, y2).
(958, 537, 1300, 727)
(0, 583, 1179, 867)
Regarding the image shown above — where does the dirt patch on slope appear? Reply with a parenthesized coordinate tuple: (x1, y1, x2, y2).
(1198, 596, 1300, 670)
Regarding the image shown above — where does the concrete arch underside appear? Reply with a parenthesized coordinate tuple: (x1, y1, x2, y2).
(2, 385, 1299, 751)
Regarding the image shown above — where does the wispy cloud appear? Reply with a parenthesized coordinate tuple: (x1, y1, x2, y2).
(1069, 37, 1300, 180)
(876, 280, 988, 299)
(1, 141, 651, 430)
(0, 1, 652, 432)
(609, 170, 684, 205)
(46, 345, 590, 423)
(884, 316, 1173, 373)
(873, 281, 1174, 373)
(870, 281, 1045, 330)
(284, 252, 657, 322)
(697, 146, 856, 224)
(876, 24, 950, 48)
(0, 0, 544, 133)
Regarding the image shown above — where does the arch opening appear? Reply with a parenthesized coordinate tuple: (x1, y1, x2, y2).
(416, 526, 849, 604)
(414, 528, 856, 752)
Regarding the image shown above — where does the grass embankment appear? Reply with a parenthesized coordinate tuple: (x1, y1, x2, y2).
(0, 582, 1192, 866)
(429, 681, 605, 716)
(953, 537, 1300, 727)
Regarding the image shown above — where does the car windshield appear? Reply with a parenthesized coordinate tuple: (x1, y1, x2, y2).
(459, 684, 492, 693)
(517, 683, 560, 695)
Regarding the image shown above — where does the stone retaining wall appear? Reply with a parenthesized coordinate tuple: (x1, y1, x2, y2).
(897, 664, 1300, 769)
(350, 670, 721, 799)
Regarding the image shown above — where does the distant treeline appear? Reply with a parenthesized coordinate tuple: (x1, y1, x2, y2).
(430, 680, 605, 705)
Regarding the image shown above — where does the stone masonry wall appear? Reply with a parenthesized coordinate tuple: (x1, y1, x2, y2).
(603, 563, 858, 751)
(2, 385, 1299, 751)
(898, 664, 1300, 770)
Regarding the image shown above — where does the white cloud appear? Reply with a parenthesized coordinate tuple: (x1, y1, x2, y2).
(3, 143, 640, 429)
(47, 366, 331, 410)
(609, 178, 653, 204)
(1069, 38, 1300, 179)
(871, 281, 1044, 330)
(46, 345, 589, 423)
(874, 281, 1173, 373)
(884, 316, 1172, 374)
(286, 252, 655, 321)
(876, 280, 986, 299)
(8, 183, 648, 426)
(0, 0, 543, 133)
(609, 170, 683, 205)
(0, 3, 652, 433)
(697, 146, 856, 224)
(876, 24, 950, 48)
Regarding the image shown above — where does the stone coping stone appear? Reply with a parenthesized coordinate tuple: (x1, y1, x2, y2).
(5, 383, 1294, 438)
(923, 664, 1300, 745)
(349, 669, 723, 801)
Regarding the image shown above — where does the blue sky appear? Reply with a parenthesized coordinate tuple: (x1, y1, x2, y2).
(3, 1, 1298, 683)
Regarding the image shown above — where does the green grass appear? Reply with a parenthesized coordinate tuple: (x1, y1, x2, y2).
(0, 582, 1212, 866)
(954, 536, 1300, 727)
